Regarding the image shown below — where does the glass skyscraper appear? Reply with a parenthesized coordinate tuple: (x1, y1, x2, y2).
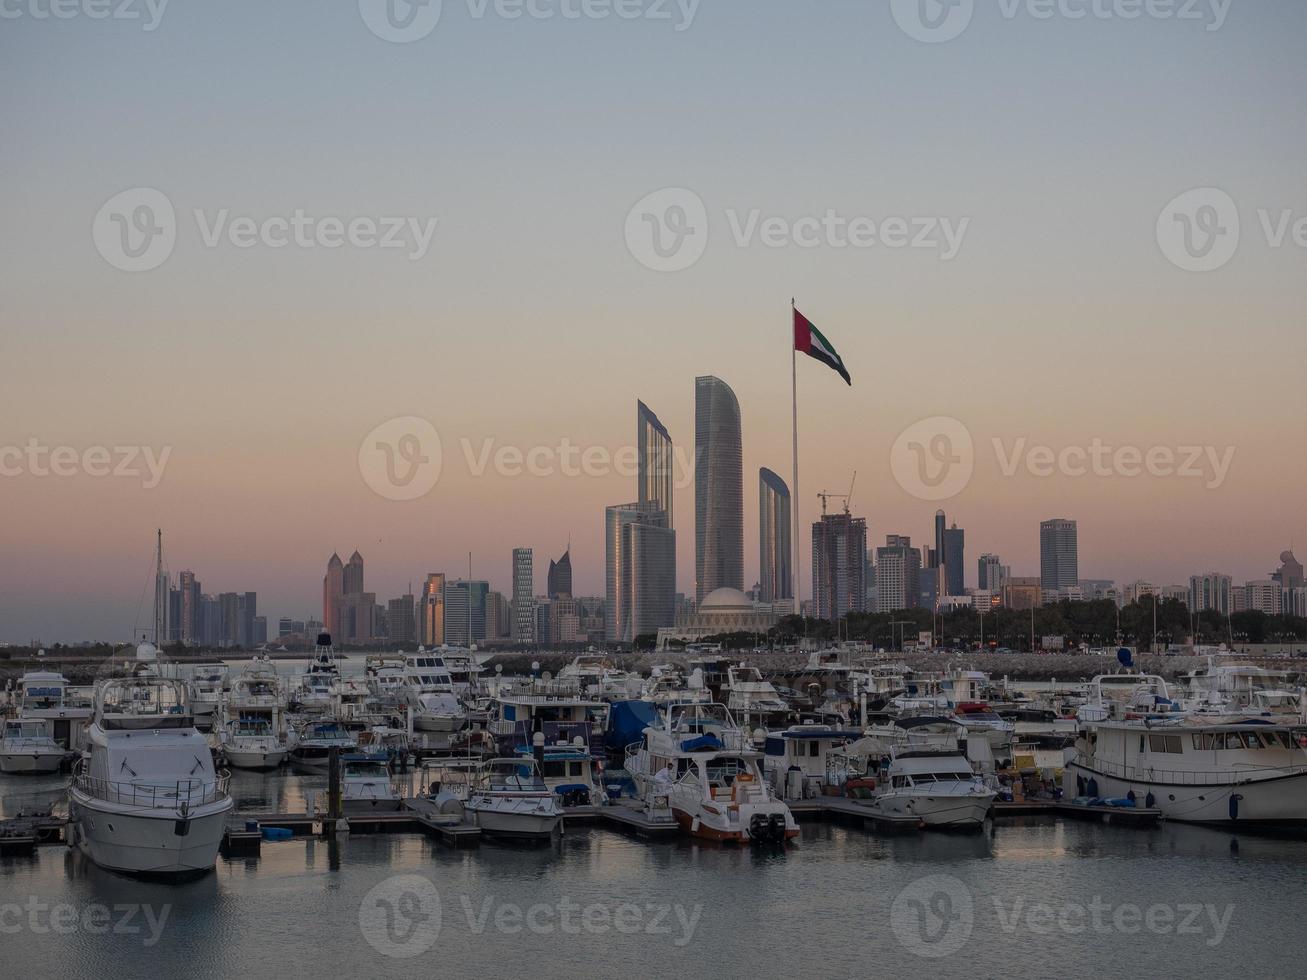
(1040, 518, 1079, 591)
(605, 501, 676, 643)
(637, 400, 674, 527)
(758, 467, 792, 604)
(694, 376, 743, 602)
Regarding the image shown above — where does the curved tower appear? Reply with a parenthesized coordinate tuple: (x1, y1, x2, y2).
(695, 376, 743, 602)
(758, 468, 792, 605)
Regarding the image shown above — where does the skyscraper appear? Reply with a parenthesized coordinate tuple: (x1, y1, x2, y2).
(811, 512, 867, 620)
(978, 554, 1003, 591)
(512, 547, 535, 642)
(605, 501, 676, 642)
(343, 550, 365, 594)
(758, 468, 792, 605)
(444, 580, 488, 645)
(637, 400, 674, 527)
(547, 549, 573, 599)
(178, 570, 199, 645)
(694, 375, 743, 601)
(419, 573, 445, 645)
(387, 593, 415, 644)
(933, 510, 946, 569)
(1040, 519, 1079, 591)
(323, 553, 344, 637)
(875, 535, 921, 613)
(1189, 572, 1232, 615)
(942, 523, 965, 596)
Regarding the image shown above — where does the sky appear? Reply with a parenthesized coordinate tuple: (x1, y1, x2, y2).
(2, 0, 1305, 642)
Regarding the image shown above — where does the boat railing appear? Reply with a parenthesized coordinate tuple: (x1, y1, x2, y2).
(73, 764, 230, 808)
(1080, 755, 1307, 787)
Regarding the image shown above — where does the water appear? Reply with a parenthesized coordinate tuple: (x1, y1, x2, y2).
(2, 767, 1304, 979)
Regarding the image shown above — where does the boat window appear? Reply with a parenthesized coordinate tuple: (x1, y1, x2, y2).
(1149, 734, 1182, 753)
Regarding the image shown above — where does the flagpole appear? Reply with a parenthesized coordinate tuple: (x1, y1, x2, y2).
(791, 298, 800, 621)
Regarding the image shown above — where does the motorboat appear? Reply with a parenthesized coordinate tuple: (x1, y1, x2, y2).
(67, 665, 232, 878)
(464, 758, 564, 840)
(399, 653, 466, 733)
(949, 702, 1016, 763)
(626, 702, 797, 843)
(186, 663, 228, 729)
(762, 723, 862, 801)
(860, 747, 996, 829)
(1065, 720, 1307, 825)
(723, 665, 792, 736)
(342, 754, 404, 813)
(5, 670, 94, 754)
(486, 681, 609, 756)
(288, 720, 358, 771)
(0, 719, 68, 774)
(556, 653, 643, 699)
(515, 738, 606, 808)
(293, 634, 341, 714)
(220, 659, 290, 770)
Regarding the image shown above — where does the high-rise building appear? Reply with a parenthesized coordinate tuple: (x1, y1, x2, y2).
(343, 551, 365, 594)
(1190, 572, 1232, 616)
(419, 573, 445, 645)
(875, 535, 921, 613)
(547, 549, 572, 599)
(978, 554, 1002, 591)
(933, 510, 946, 569)
(942, 523, 965, 596)
(694, 376, 743, 601)
(637, 400, 675, 527)
(387, 593, 416, 644)
(218, 592, 240, 648)
(335, 592, 375, 643)
(512, 548, 535, 642)
(323, 553, 344, 638)
(1243, 580, 1284, 616)
(485, 590, 512, 640)
(252, 616, 267, 646)
(444, 580, 488, 645)
(812, 512, 867, 619)
(178, 570, 199, 645)
(605, 501, 676, 642)
(239, 592, 257, 647)
(758, 468, 792, 605)
(1040, 519, 1079, 591)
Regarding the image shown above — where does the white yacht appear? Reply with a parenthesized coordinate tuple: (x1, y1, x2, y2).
(0, 719, 68, 774)
(433, 646, 482, 694)
(294, 635, 341, 714)
(626, 702, 797, 843)
(400, 653, 466, 733)
(862, 748, 996, 829)
(762, 723, 862, 801)
(221, 659, 290, 770)
(288, 720, 358, 771)
(486, 681, 609, 756)
(3, 670, 93, 757)
(465, 758, 564, 840)
(1066, 720, 1307, 825)
(68, 666, 232, 878)
(342, 754, 404, 813)
(723, 665, 792, 736)
(186, 663, 228, 729)
(556, 653, 643, 699)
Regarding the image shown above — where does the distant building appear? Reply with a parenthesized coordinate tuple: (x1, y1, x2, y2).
(323, 553, 344, 637)
(252, 615, 267, 646)
(512, 548, 535, 642)
(1005, 577, 1042, 611)
(694, 376, 743, 601)
(1040, 519, 1078, 591)
(343, 551, 365, 594)
(547, 549, 573, 599)
(419, 573, 445, 645)
(444, 580, 489, 645)
(387, 594, 416, 645)
(977, 554, 1006, 592)
(875, 535, 921, 613)
(758, 468, 792, 605)
(178, 570, 199, 645)
(656, 588, 781, 649)
(638, 400, 675, 527)
(1190, 573, 1232, 616)
(1243, 580, 1283, 616)
(486, 590, 512, 640)
(942, 523, 965, 596)
(605, 500, 676, 643)
(812, 512, 867, 619)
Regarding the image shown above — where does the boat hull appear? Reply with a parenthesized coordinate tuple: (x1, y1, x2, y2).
(868, 792, 994, 828)
(466, 804, 563, 840)
(68, 792, 232, 878)
(1067, 762, 1307, 825)
(672, 807, 800, 843)
(224, 748, 288, 771)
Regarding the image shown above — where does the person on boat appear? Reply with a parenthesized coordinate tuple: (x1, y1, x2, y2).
(653, 763, 676, 797)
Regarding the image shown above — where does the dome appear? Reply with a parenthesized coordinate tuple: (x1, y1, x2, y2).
(700, 587, 753, 611)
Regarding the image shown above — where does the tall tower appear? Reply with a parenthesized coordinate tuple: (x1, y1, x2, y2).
(694, 376, 743, 602)
(344, 550, 365, 594)
(512, 547, 535, 642)
(419, 572, 445, 645)
(323, 553, 344, 637)
(1040, 519, 1079, 591)
(758, 468, 792, 605)
(547, 549, 573, 599)
(942, 523, 965, 596)
(811, 512, 867, 620)
(637, 400, 675, 527)
(605, 501, 676, 643)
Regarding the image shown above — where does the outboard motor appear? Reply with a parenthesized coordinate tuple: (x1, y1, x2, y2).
(749, 813, 769, 842)
(767, 813, 787, 841)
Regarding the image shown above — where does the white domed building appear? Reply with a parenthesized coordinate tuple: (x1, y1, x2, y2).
(656, 588, 783, 650)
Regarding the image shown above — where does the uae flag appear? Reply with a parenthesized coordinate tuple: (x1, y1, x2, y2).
(793, 308, 851, 385)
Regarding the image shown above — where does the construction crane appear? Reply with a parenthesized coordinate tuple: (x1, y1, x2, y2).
(817, 471, 857, 516)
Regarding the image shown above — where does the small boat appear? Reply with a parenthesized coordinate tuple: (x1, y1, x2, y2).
(465, 758, 564, 840)
(342, 754, 404, 813)
(288, 720, 357, 771)
(0, 719, 68, 774)
(221, 659, 290, 770)
(863, 748, 995, 829)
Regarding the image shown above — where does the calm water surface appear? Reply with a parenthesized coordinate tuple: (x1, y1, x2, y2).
(3, 769, 1305, 979)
